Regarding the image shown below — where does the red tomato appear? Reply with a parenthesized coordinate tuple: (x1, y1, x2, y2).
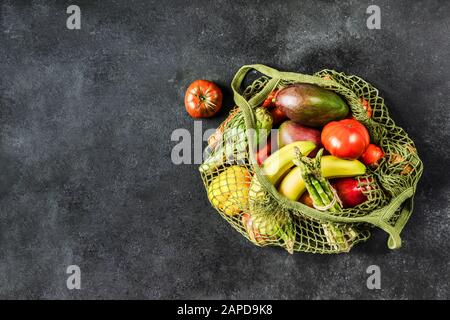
(332, 178, 371, 208)
(270, 106, 288, 125)
(321, 119, 370, 159)
(261, 90, 278, 108)
(360, 144, 384, 167)
(184, 80, 222, 118)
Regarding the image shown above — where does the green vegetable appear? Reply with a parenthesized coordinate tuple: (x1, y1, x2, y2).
(200, 108, 272, 174)
(242, 210, 296, 254)
(292, 149, 340, 212)
(254, 107, 273, 146)
(293, 148, 357, 251)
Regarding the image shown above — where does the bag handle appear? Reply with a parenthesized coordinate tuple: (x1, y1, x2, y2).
(231, 64, 323, 109)
(356, 187, 415, 249)
(231, 64, 415, 249)
(231, 65, 280, 112)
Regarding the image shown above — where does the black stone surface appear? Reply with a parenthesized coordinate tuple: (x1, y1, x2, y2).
(1, 0, 449, 299)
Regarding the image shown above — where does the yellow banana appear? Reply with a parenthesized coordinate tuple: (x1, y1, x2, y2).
(248, 141, 316, 207)
(261, 141, 316, 185)
(278, 156, 366, 201)
(320, 156, 367, 178)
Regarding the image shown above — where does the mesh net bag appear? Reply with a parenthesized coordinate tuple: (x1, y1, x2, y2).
(200, 64, 423, 254)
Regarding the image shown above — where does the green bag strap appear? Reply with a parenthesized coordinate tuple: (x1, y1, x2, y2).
(231, 64, 415, 249)
(231, 65, 281, 109)
(357, 188, 415, 249)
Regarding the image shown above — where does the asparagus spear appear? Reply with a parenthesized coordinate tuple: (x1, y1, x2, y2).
(293, 147, 357, 251)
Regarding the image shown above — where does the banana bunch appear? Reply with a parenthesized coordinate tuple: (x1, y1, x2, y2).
(278, 155, 366, 201)
(249, 141, 366, 203)
(249, 141, 316, 205)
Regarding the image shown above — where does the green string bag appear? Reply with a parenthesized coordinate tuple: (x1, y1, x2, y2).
(200, 64, 423, 254)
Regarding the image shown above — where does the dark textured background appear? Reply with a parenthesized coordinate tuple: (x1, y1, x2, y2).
(1, 0, 449, 299)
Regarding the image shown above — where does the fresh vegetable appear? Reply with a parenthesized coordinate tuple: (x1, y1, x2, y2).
(224, 108, 273, 157)
(321, 119, 370, 159)
(278, 120, 322, 150)
(261, 89, 278, 108)
(253, 108, 273, 146)
(278, 156, 366, 201)
(207, 166, 251, 216)
(270, 106, 288, 125)
(242, 211, 295, 253)
(332, 177, 371, 208)
(288, 149, 342, 211)
(275, 83, 349, 127)
(185, 80, 222, 118)
(291, 149, 357, 251)
(360, 144, 384, 167)
(200, 108, 272, 174)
